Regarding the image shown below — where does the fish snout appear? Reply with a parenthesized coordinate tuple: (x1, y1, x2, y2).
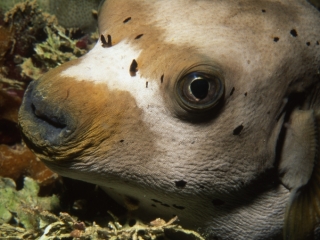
(19, 81, 76, 150)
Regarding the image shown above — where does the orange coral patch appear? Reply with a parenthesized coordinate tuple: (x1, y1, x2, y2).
(0, 144, 58, 186)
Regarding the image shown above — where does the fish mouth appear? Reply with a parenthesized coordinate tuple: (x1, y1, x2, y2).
(32, 103, 67, 130)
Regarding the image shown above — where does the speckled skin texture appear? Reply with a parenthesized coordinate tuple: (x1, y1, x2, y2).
(19, 1, 320, 239)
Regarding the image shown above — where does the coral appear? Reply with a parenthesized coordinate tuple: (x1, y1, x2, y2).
(0, 144, 58, 186)
(0, 177, 59, 228)
(0, 1, 96, 188)
(0, 87, 21, 142)
(0, 0, 98, 86)
(0, 86, 58, 186)
(0, 2, 60, 188)
(0, 170, 204, 240)
(21, 24, 96, 80)
(0, 0, 100, 32)
(0, 0, 57, 85)
(0, 193, 204, 240)
(0, 24, 13, 67)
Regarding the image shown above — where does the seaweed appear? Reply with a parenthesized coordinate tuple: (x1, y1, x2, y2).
(0, 177, 59, 231)
(21, 24, 96, 80)
(0, 182, 204, 240)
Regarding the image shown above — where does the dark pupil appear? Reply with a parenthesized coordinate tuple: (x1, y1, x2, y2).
(190, 79, 209, 99)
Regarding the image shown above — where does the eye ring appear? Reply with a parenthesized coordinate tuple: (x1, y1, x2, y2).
(176, 71, 224, 111)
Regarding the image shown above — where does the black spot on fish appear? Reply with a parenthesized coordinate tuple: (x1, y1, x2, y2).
(273, 37, 279, 42)
(135, 34, 144, 39)
(146, 81, 148, 88)
(212, 199, 225, 206)
(317, 41, 319, 45)
(100, 34, 112, 47)
(151, 199, 170, 208)
(230, 87, 235, 96)
(130, 59, 138, 76)
(175, 180, 187, 188)
(120, 139, 124, 143)
(306, 42, 311, 46)
(233, 125, 244, 135)
(123, 17, 131, 23)
(261, 9, 266, 13)
(290, 29, 298, 37)
(173, 204, 185, 210)
(244, 92, 247, 96)
(161, 74, 164, 84)
(107, 35, 112, 47)
(100, 34, 107, 47)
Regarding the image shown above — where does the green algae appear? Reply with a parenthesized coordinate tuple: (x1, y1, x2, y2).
(0, 177, 59, 231)
(0, 177, 204, 240)
(35, 26, 86, 64)
(21, 24, 96, 80)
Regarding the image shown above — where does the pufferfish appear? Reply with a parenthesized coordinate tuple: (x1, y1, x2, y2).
(18, 0, 320, 239)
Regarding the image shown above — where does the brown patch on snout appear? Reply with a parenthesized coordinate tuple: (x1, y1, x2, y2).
(19, 59, 156, 165)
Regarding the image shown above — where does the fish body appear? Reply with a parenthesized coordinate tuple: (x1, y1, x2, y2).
(19, 1, 320, 239)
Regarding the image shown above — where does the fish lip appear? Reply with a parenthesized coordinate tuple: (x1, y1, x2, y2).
(32, 102, 67, 130)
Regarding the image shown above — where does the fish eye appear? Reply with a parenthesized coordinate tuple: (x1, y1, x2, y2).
(176, 71, 224, 111)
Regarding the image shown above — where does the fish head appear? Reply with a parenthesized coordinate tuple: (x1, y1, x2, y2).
(18, 0, 320, 239)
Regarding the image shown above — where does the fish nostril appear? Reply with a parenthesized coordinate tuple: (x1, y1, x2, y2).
(31, 103, 67, 129)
